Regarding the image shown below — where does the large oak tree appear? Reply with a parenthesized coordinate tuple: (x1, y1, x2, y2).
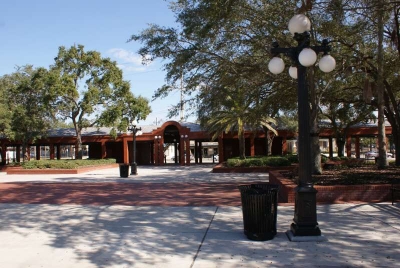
(51, 44, 151, 159)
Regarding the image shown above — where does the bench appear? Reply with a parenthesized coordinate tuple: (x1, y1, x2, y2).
(392, 180, 400, 205)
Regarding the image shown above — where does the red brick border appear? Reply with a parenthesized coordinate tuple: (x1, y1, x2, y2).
(3, 164, 119, 175)
(269, 170, 392, 204)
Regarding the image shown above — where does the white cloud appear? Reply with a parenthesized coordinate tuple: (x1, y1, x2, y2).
(108, 48, 152, 72)
(108, 48, 142, 64)
(116, 64, 148, 72)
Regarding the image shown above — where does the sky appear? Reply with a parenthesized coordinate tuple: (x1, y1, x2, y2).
(0, 0, 192, 126)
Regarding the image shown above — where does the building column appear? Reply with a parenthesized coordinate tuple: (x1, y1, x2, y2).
(185, 139, 190, 166)
(1, 144, 6, 165)
(218, 136, 224, 163)
(329, 137, 333, 158)
(35, 145, 40, 161)
(56, 144, 61, 160)
(250, 137, 255, 156)
(346, 135, 352, 157)
(159, 139, 164, 165)
(194, 141, 199, 164)
(16, 145, 21, 162)
(122, 138, 129, 164)
(179, 139, 184, 166)
(282, 135, 288, 155)
(151, 141, 155, 165)
(101, 141, 107, 160)
(50, 144, 55, 160)
(355, 137, 360, 159)
(199, 142, 203, 164)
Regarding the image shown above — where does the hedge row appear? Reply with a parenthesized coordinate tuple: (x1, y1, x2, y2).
(20, 158, 117, 169)
(226, 156, 291, 167)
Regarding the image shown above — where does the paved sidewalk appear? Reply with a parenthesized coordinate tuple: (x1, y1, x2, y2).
(0, 166, 400, 267)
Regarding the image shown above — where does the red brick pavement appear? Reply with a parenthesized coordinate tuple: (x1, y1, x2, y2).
(0, 182, 258, 206)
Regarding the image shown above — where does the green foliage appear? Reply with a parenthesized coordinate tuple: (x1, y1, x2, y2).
(130, 0, 296, 124)
(226, 156, 290, 167)
(21, 159, 116, 169)
(49, 44, 151, 158)
(0, 65, 56, 152)
(285, 154, 299, 164)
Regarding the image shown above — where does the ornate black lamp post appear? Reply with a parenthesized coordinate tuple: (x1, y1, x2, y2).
(268, 14, 336, 241)
(128, 121, 142, 175)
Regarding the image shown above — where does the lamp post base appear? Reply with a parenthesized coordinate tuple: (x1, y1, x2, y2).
(130, 162, 137, 175)
(286, 230, 327, 242)
(290, 185, 322, 237)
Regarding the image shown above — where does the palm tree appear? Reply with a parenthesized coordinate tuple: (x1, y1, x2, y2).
(202, 88, 277, 159)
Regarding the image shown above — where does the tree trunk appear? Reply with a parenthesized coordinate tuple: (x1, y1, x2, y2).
(267, 134, 275, 156)
(377, 0, 388, 168)
(310, 111, 322, 174)
(395, 131, 400, 166)
(309, 67, 322, 174)
(311, 135, 322, 174)
(238, 131, 246, 159)
(265, 128, 270, 156)
(75, 131, 83, 159)
(21, 143, 27, 162)
(383, 80, 400, 166)
(263, 126, 275, 156)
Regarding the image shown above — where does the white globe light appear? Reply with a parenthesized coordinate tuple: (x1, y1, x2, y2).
(298, 48, 317, 67)
(268, 57, 285, 74)
(319, 55, 336, 73)
(289, 66, 298, 79)
(288, 14, 311, 35)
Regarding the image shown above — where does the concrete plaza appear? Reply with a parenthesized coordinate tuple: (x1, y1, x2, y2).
(0, 165, 399, 267)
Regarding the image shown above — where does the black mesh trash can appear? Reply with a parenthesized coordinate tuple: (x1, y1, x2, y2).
(119, 164, 129, 178)
(238, 184, 279, 241)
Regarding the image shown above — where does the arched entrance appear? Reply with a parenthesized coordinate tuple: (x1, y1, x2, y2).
(164, 125, 181, 164)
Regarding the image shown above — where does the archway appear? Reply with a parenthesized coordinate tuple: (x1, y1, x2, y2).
(163, 125, 181, 164)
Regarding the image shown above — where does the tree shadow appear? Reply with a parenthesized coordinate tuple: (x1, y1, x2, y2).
(0, 204, 217, 267)
(195, 204, 400, 267)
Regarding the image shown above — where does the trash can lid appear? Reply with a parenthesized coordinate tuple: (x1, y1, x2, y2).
(238, 184, 279, 194)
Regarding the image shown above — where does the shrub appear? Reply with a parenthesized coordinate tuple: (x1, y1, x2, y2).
(20, 158, 116, 169)
(321, 154, 329, 163)
(226, 156, 291, 167)
(285, 154, 299, 163)
(226, 158, 243, 167)
(264, 157, 291, 166)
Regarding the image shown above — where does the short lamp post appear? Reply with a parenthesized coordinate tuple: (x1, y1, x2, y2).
(268, 14, 336, 240)
(128, 121, 142, 175)
(155, 135, 162, 165)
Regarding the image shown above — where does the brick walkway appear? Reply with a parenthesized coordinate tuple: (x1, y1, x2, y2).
(0, 182, 247, 206)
